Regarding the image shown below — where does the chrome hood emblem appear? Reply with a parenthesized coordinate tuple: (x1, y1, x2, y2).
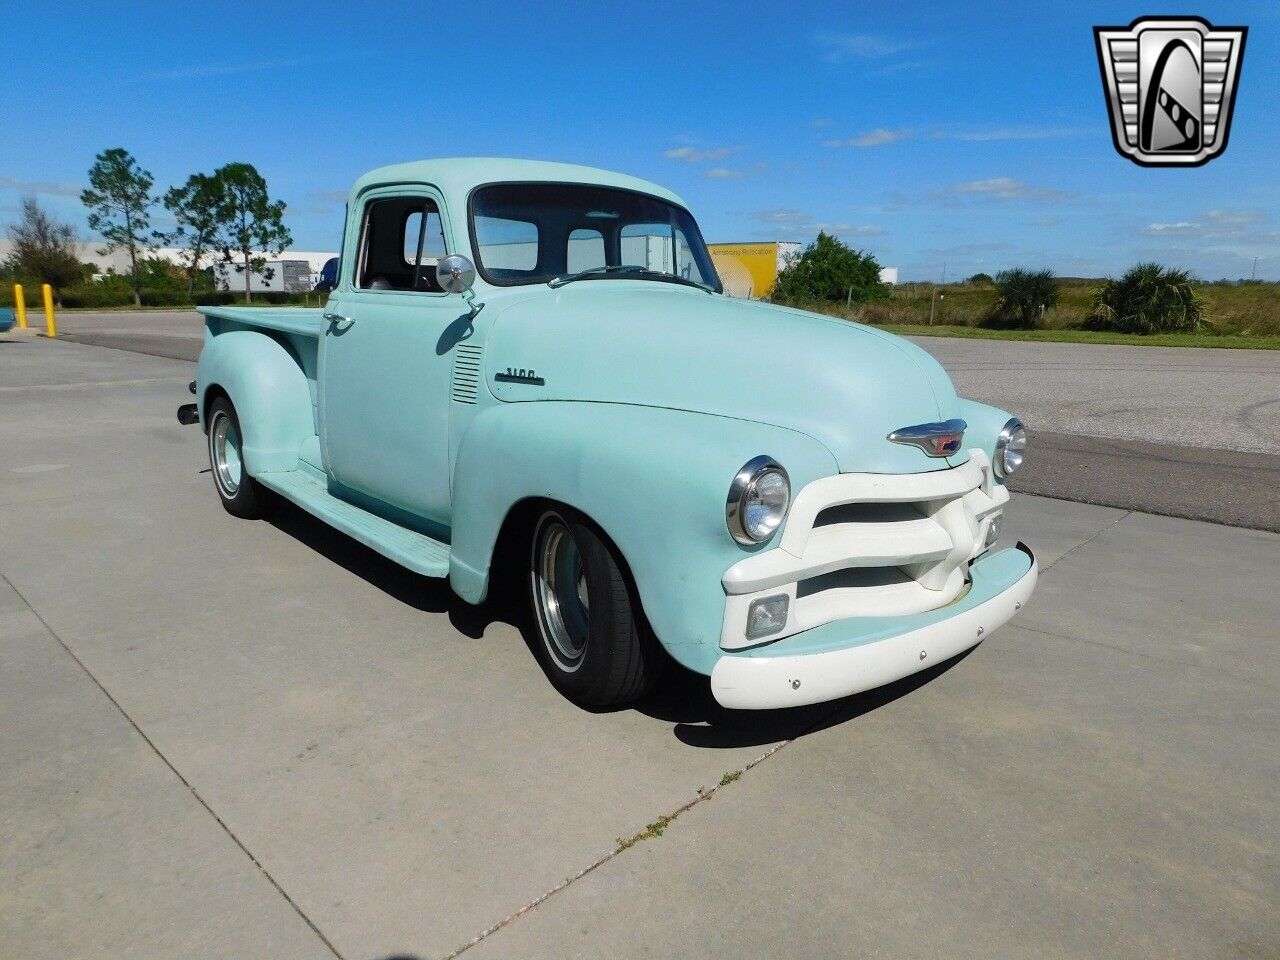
(887, 418, 966, 457)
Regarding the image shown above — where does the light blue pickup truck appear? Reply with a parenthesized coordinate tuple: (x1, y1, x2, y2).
(182, 158, 1036, 710)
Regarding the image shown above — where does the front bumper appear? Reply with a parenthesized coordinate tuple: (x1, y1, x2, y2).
(710, 542, 1037, 709)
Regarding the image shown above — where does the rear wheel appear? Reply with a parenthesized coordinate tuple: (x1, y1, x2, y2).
(529, 508, 659, 707)
(207, 396, 269, 519)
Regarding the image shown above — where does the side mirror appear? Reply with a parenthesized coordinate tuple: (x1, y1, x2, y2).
(436, 255, 476, 294)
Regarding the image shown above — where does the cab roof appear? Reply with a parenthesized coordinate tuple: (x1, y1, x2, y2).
(350, 157, 686, 209)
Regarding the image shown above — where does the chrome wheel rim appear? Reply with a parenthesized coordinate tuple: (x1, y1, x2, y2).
(209, 410, 242, 497)
(533, 514, 589, 671)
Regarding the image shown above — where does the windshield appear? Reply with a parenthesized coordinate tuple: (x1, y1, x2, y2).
(470, 182, 722, 292)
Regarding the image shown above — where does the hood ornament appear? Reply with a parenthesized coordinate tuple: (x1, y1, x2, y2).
(888, 419, 966, 457)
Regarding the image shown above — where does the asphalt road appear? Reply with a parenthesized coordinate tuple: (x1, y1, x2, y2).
(1, 335, 1276, 959)
(50, 310, 1280, 531)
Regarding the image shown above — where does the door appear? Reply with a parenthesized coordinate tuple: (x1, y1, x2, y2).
(319, 188, 462, 527)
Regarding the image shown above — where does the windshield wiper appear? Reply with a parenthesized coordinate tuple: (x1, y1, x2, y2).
(547, 264, 646, 288)
(632, 270, 717, 294)
(547, 264, 716, 293)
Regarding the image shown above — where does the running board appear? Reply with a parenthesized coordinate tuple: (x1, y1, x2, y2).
(255, 470, 450, 577)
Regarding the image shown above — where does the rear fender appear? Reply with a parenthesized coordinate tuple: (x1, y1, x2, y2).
(197, 330, 315, 476)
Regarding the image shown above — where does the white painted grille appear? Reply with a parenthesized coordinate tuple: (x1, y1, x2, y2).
(720, 449, 1008, 650)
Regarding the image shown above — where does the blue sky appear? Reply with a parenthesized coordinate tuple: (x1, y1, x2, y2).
(2, 0, 1276, 280)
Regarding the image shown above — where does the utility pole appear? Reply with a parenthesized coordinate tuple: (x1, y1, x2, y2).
(1251, 257, 1259, 281)
(929, 261, 946, 325)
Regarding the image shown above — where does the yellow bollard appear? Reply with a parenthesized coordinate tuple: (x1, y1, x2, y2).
(41, 284, 56, 337)
(13, 283, 27, 329)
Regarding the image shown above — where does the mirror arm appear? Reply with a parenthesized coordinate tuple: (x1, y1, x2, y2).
(463, 289, 484, 319)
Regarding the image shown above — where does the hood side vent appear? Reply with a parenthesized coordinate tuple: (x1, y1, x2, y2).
(451, 344, 483, 404)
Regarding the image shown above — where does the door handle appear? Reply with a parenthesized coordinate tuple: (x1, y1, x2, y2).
(323, 312, 356, 329)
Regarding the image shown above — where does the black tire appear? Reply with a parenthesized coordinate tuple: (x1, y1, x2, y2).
(206, 396, 270, 520)
(528, 507, 660, 707)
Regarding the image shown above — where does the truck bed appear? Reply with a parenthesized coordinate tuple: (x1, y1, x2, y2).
(196, 306, 326, 338)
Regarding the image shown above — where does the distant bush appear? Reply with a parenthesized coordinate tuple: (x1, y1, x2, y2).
(967, 272, 994, 286)
(981, 268, 1059, 329)
(771, 231, 888, 304)
(1085, 263, 1206, 334)
(60, 285, 133, 308)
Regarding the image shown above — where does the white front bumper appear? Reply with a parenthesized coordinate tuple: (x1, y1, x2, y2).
(710, 547, 1038, 710)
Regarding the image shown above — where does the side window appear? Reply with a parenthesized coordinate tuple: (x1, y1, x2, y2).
(566, 228, 605, 273)
(403, 209, 446, 267)
(474, 215, 539, 277)
(357, 196, 446, 291)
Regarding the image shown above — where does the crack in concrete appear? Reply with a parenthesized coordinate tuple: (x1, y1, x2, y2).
(439, 739, 794, 959)
(1041, 510, 1134, 571)
(0, 569, 346, 960)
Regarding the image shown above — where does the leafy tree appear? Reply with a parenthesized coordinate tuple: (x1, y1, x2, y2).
(3, 197, 87, 294)
(981, 268, 1059, 329)
(212, 162, 292, 303)
(81, 148, 155, 307)
(1086, 262, 1206, 334)
(156, 173, 224, 298)
(771, 231, 888, 304)
(967, 272, 994, 286)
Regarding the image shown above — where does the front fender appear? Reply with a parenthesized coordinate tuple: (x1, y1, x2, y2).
(958, 397, 1016, 480)
(196, 330, 315, 476)
(448, 402, 838, 674)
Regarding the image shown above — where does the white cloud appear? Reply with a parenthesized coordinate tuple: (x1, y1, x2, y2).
(1144, 221, 1199, 236)
(1143, 209, 1268, 239)
(664, 145, 736, 163)
(309, 189, 349, 205)
(754, 209, 883, 239)
(704, 168, 743, 180)
(825, 128, 911, 148)
(0, 175, 83, 198)
(136, 54, 338, 82)
(755, 209, 811, 224)
(945, 177, 1072, 202)
(816, 32, 918, 62)
(948, 126, 1087, 142)
(1204, 208, 1264, 226)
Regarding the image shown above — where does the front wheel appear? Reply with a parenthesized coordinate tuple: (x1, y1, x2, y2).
(529, 508, 660, 707)
(206, 396, 270, 519)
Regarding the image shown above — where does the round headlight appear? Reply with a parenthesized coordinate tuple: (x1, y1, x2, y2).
(727, 456, 791, 545)
(994, 418, 1027, 478)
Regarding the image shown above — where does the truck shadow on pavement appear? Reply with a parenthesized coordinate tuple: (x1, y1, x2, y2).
(266, 496, 973, 749)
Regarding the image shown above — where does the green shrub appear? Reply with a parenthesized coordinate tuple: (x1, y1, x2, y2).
(1085, 263, 1207, 334)
(60, 285, 133, 308)
(981, 268, 1059, 329)
(967, 272, 994, 286)
(771, 231, 888, 304)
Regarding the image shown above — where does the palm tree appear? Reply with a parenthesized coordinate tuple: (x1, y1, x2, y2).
(1087, 263, 1206, 334)
(981, 268, 1059, 329)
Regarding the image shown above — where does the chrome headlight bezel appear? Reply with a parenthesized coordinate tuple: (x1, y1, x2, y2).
(994, 418, 1027, 478)
(726, 456, 791, 545)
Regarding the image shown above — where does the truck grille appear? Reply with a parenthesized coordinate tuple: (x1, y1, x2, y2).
(720, 449, 1008, 650)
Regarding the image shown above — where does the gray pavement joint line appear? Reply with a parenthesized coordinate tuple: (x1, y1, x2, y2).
(0, 376, 191, 393)
(1040, 510, 1134, 572)
(0, 569, 346, 960)
(439, 739, 793, 960)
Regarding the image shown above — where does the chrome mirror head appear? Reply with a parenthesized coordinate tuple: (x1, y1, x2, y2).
(436, 255, 476, 294)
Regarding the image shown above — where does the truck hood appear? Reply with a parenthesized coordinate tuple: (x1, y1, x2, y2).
(483, 283, 965, 473)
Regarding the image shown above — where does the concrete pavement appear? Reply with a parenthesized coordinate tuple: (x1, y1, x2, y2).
(1, 334, 1276, 959)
